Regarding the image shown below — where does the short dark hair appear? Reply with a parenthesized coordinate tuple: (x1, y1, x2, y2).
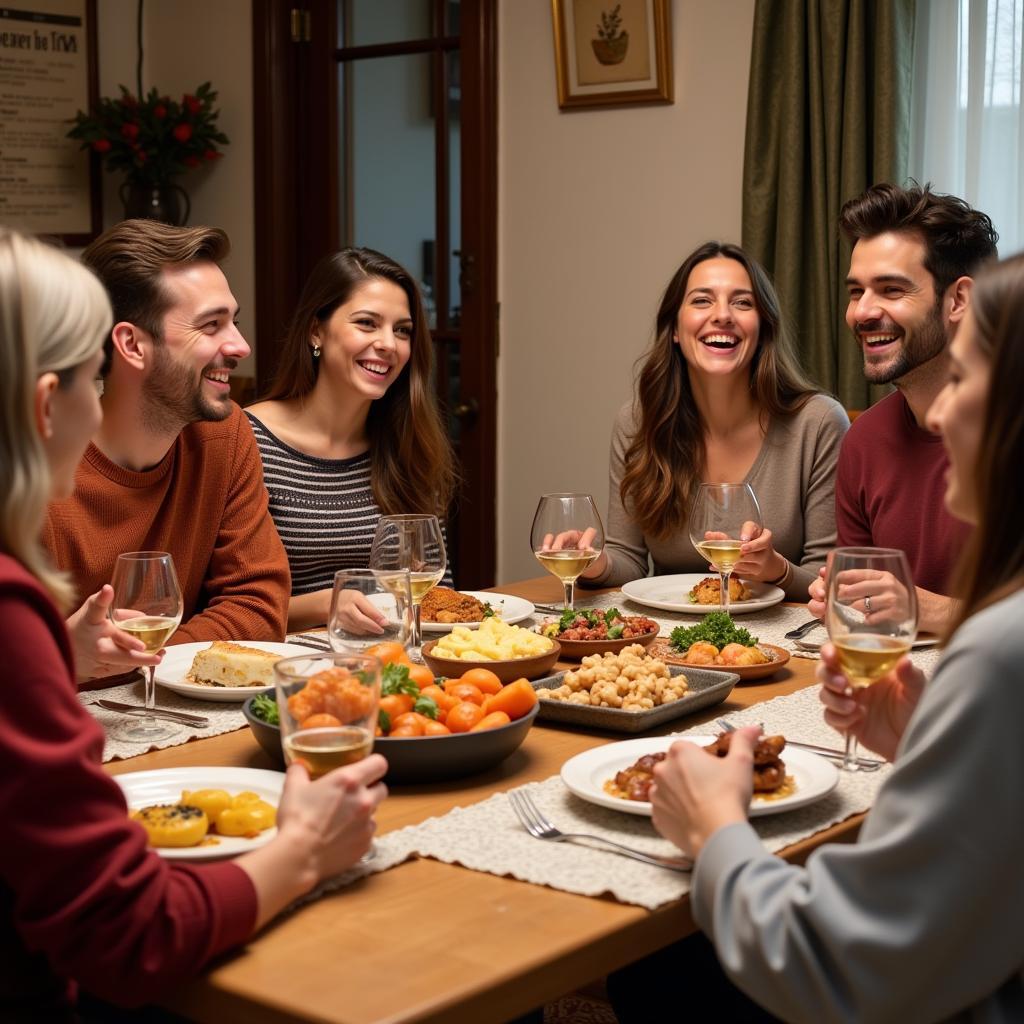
(82, 219, 230, 373)
(839, 182, 998, 294)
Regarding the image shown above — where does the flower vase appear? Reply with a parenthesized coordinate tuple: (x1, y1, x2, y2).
(119, 181, 191, 225)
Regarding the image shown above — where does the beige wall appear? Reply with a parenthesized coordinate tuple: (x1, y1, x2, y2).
(496, 0, 756, 582)
(95, 0, 255, 374)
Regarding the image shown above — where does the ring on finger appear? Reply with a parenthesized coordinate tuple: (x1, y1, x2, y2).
(864, 595, 872, 613)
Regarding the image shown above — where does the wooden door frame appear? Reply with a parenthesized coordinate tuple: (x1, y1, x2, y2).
(251, 0, 498, 587)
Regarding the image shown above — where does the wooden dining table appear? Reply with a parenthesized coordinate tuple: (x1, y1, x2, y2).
(106, 578, 860, 1024)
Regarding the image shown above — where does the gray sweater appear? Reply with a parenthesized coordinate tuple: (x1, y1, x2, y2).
(587, 394, 849, 599)
(693, 588, 1024, 1023)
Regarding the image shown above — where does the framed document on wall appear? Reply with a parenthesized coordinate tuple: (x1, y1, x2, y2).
(0, 0, 100, 243)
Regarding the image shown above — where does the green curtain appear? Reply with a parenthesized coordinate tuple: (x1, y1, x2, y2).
(742, 0, 916, 411)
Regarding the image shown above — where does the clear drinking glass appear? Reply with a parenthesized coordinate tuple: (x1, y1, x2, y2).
(328, 568, 412, 654)
(107, 551, 183, 743)
(369, 515, 446, 662)
(273, 652, 382, 779)
(688, 483, 763, 613)
(826, 547, 918, 771)
(530, 493, 605, 611)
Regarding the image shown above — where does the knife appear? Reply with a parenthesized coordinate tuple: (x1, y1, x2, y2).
(90, 699, 210, 727)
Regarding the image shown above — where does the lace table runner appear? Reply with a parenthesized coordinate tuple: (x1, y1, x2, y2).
(309, 685, 891, 910)
(80, 678, 247, 762)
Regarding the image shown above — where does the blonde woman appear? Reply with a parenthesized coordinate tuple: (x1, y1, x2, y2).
(0, 229, 386, 1013)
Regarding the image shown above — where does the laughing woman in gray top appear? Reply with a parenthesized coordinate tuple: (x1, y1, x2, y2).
(579, 242, 848, 600)
(647, 253, 1024, 1023)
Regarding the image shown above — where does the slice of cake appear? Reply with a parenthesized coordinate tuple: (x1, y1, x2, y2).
(186, 641, 280, 688)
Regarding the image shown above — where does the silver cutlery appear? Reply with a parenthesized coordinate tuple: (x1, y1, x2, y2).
(288, 633, 333, 650)
(507, 789, 692, 872)
(715, 718, 882, 770)
(89, 699, 209, 728)
(533, 604, 568, 615)
(783, 618, 824, 641)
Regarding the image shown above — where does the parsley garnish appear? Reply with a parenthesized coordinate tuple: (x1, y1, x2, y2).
(250, 693, 279, 726)
(669, 611, 757, 652)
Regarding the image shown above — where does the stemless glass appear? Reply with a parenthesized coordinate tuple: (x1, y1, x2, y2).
(530, 493, 605, 611)
(107, 551, 183, 743)
(273, 652, 381, 779)
(369, 515, 446, 662)
(328, 568, 412, 654)
(826, 547, 918, 771)
(688, 483, 763, 613)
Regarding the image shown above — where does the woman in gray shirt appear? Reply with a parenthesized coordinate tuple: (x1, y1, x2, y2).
(646, 252, 1024, 1022)
(579, 242, 848, 601)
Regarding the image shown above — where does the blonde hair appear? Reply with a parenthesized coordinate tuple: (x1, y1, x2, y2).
(0, 229, 111, 609)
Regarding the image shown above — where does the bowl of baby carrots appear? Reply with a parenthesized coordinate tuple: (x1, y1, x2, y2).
(243, 642, 541, 783)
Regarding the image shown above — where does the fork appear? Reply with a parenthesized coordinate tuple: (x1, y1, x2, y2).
(783, 618, 824, 641)
(715, 719, 883, 770)
(507, 789, 692, 872)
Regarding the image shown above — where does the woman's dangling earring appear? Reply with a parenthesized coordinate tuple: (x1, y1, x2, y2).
(312, 343, 321, 359)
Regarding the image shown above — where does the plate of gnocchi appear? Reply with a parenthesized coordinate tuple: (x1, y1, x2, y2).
(116, 766, 282, 860)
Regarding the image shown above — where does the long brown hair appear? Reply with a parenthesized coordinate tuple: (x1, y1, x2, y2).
(620, 241, 819, 538)
(946, 253, 1024, 636)
(263, 248, 455, 517)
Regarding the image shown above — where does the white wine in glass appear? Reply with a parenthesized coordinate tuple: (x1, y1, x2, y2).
(274, 652, 381, 780)
(107, 551, 183, 743)
(826, 547, 917, 771)
(688, 483, 762, 612)
(530, 493, 605, 611)
(369, 515, 446, 662)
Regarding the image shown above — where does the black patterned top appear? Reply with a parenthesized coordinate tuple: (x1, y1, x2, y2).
(246, 412, 451, 594)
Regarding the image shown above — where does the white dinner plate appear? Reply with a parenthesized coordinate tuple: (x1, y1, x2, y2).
(155, 641, 312, 702)
(561, 735, 839, 818)
(116, 766, 283, 860)
(621, 573, 786, 615)
(367, 590, 536, 633)
(793, 623, 939, 651)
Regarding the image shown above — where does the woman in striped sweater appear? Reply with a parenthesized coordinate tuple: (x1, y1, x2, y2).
(247, 248, 455, 631)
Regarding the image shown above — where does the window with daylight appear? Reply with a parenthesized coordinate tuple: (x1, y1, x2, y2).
(911, 0, 1024, 255)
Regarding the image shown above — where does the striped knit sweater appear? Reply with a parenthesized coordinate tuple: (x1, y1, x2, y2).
(246, 412, 452, 595)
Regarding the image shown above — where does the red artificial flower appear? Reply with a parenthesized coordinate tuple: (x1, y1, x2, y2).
(120, 94, 138, 108)
(154, 104, 167, 119)
(133, 146, 147, 165)
(120, 122, 140, 141)
(204, 148, 221, 161)
(92, 138, 112, 153)
(183, 94, 202, 115)
(184, 155, 200, 168)
(172, 123, 193, 143)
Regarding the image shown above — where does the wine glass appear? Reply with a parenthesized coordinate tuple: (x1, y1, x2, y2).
(273, 652, 381, 779)
(530, 493, 605, 611)
(688, 483, 763, 613)
(107, 551, 184, 743)
(369, 515, 446, 662)
(328, 568, 412, 654)
(826, 547, 918, 771)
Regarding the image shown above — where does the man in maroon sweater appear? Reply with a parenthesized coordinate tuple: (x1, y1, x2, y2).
(809, 184, 998, 634)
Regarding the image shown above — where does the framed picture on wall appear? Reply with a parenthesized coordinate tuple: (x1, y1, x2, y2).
(551, 0, 672, 110)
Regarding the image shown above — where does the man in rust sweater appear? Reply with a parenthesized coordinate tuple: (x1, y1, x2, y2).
(43, 220, 290, 680)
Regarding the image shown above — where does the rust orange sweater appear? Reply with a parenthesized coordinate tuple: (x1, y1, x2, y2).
(43, 403, 290, 643)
